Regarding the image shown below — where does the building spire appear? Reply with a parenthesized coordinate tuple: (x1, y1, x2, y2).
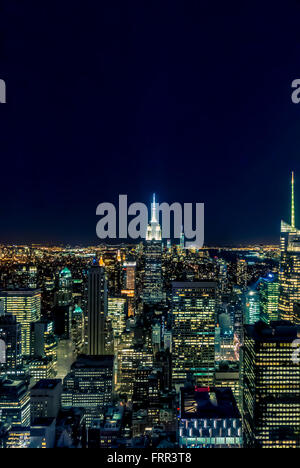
(291, 171, 295, 228)
(151, 193, 157, 222)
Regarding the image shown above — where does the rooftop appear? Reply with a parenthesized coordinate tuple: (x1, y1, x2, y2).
(245, 320, 300, 343)
(31, 379, 62, 391)
(180, 387, 241, 420)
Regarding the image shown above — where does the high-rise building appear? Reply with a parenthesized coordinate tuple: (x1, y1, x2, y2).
(70, 306, 85, 355)
(0, 378, 31, 427)
(56, 267, 73, 306)
(214, 362, 241, 410)
(30, 320, 58, 364)
(259, 273, 279, 324)
(279, 172, 300, 324)
(0, 315, 23, 378)
(123, 262, 136, 291)
(143, 194, 163, 305)
(0, 289, 41, 355)
(180, 226, 185, 250)
(61, 355, 114, 427)
(87, 260, 108, 355)
(236, 259, 247, 288)
(107, 297, 127, 341)
(243, 321, 300, 448)
(30, 379, 62, 422)
(122, 261, 136, 316)
(172, 282, 217, 387)
(244, 290, 260, 325)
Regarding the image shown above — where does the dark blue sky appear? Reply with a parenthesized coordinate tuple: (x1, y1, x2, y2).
(0, 1, 300, 245)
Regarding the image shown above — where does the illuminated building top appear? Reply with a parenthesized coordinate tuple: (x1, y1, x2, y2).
(146, 194, 162, 241)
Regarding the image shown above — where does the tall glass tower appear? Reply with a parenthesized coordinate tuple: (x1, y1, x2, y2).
(172, 281, 217, 388)
(279, 172, 300, 324)
(87, 260, 108, 355)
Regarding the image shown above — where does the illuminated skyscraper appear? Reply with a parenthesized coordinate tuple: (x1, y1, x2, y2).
(61, 355, 114, 427)
(0, 289, 41, 355)
(243, 321, 300, 448)
(279, 172, 300, 324)
(146, 194, 162, 242)
(180, 226, 185, 250)
(0, 316, 23, 378)
(56, 267, 73, 306)
(122, 262, 136, 316)
(107, 297, 127, 341)
(87, 260, 108, 355)
(143, 194, 163, 304)
(259, 273, 279, 324)
(236, 259, 247, 288)
(172, 282, 216, 387)
(0, 378, 31, 427)
(123, 262, 136, 291)
(244, 290, 260, 325)
(70, 306, 85, 355)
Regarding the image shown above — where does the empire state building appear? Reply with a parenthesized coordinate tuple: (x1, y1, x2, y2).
(146, 194, 162, 241)
(143, 194, 163, 304)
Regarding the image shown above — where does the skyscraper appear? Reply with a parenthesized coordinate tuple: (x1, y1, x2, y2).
(0, 378, 31, 427)
(244, 290, 260, 325)
(143, 194, 163, 305)
(87, 260, 108, 355)
(259, 273, 279, 324)
(61, 355, 114, 427)
(236, 259, 247, 288)
(0, 289, 41, 355)
(0, 315, 23, 378)
(279, 172, 300, 324)
(172, 282, 217, 387)
(243, 321, 300, 448)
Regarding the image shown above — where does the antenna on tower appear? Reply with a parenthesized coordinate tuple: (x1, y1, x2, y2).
(291, 171, 295, 228)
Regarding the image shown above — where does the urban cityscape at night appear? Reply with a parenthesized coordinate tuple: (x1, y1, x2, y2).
(0, 1, 300, 456)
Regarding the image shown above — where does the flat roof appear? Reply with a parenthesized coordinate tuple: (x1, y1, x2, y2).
(180, 386, 241, 420)
(31, 379, 62, 390)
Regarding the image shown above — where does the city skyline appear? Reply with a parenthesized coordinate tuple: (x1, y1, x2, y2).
(0, 1, 300, 452)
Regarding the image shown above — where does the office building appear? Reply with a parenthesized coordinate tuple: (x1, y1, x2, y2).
(244, 290, 260, 325)
(0, 378, 31, 427)
(0, 315, 23, 377)
(31, 379, 62, 422)
(0, 289, 41, 355)
(279, 173, 300, 324)
(61, 355, 114, 426)
(236, 259, 247, 288)
(87, 260, 108, 355)
(172, 282, 216, 387)
(259, 273, 279, 324)
(243, 321, 300, 448)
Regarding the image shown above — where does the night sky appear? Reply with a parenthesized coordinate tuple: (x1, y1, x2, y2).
(1, 1, 300, 245)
